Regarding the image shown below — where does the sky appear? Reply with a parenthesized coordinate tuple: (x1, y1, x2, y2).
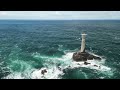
(0, 11, 120, 20)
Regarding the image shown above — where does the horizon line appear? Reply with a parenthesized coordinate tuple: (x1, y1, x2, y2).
(0, 19, 120, 20)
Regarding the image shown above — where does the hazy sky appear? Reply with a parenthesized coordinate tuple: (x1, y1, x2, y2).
(0, 11, 120, 20)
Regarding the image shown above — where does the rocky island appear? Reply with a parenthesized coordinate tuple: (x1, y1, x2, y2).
(72, 33, 101, 62)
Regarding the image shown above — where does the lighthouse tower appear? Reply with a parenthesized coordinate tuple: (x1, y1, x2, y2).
(72, 33, 101, 61)
(80, 33, 87, 52)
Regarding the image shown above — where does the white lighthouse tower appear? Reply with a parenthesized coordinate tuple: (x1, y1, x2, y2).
(80, 33, 87, 52)
(73, 33, 101, 61)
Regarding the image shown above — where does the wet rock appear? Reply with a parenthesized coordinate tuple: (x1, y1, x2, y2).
(41, 69, 47, 75)
(73, 52, 101, 62)
(84, 62, 91, 65)
(58, 66, 62, 71)
(99, 66, 101, 69)
(94, 65, 98, 67)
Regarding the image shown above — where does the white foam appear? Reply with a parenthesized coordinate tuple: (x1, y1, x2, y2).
(115, 36, 120, 40)
(5, 73, 25, 79)
(63, 52, 111, 72)
(31, 67, 64, 79)
(4, 51, 113, 79)
(30, 52, 113, 79)
(71, 60, 111, 71)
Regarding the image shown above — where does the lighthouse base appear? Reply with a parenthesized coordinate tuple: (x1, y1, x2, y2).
(72, 52, 101, 62)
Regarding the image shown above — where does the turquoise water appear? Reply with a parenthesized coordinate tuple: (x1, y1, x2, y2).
(0, 20, 120, 79)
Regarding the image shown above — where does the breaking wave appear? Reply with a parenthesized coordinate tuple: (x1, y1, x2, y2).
(3, 49, 114, 79)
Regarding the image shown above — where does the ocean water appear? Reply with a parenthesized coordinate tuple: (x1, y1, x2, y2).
(0, 20, 120, 79)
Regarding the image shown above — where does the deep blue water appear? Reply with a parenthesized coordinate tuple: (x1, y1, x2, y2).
(0, 20, 120, 79)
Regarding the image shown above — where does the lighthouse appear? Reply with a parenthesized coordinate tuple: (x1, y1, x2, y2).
(80, 33, 87, 52)
(72, 33, 101, 61)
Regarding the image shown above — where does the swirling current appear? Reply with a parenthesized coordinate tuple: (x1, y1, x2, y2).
(0, 20, 120, 79)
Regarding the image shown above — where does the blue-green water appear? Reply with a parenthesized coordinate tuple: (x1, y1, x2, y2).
(0, 20, 120, 79)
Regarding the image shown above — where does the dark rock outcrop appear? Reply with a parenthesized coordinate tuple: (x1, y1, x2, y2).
(72, 52, 101, 62)
(41, 69, 47, 75)
(94, 65, 98, 67)
(84, 62, 91, 65)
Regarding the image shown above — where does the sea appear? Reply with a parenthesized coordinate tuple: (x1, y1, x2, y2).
(0, 20, 120, 79)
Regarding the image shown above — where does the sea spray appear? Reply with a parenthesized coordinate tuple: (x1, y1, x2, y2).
(3, 51, 113, 79)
